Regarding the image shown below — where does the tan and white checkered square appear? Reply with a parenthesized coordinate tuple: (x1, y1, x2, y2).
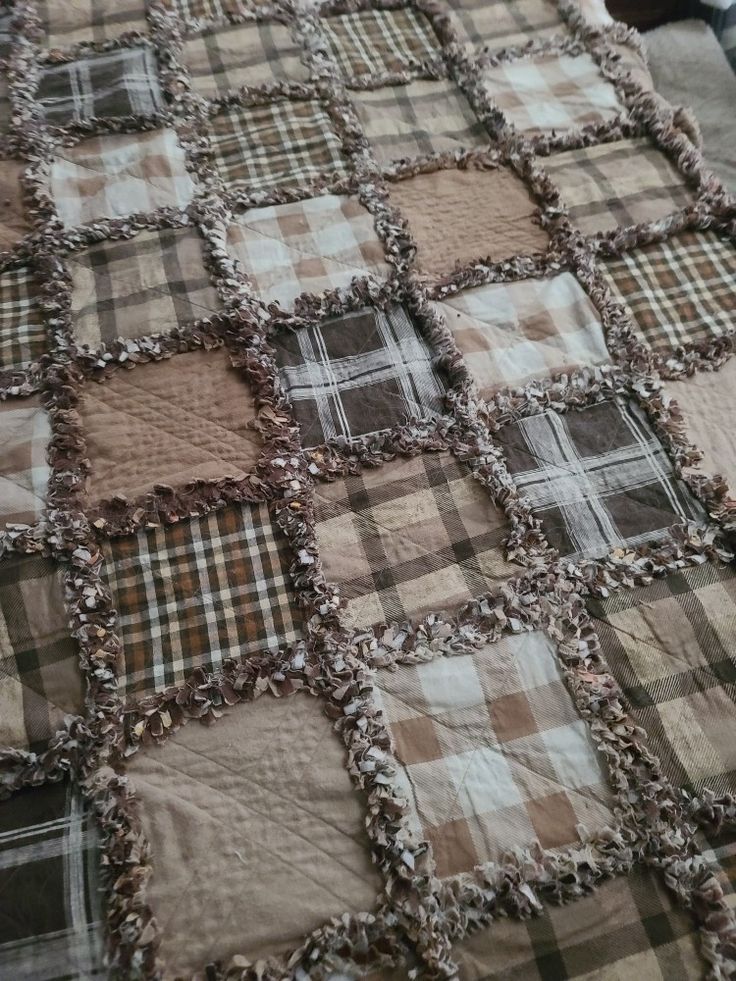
(448, 0, 567, 51)
(38, 0, 148, 46)
(375, 631, 614, 877)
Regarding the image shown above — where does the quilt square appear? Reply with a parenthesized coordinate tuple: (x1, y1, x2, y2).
(0, 555, 84, 753)
(448, 0, 566, 51)
(589, 562, 736, 798)
(37, 47, 163, 127)
(80, 349, 262, 503)
(375, 632, 613, 876)
(0, 78, 10, 135)
(389, 166, 549, 278)
(481, 52, 623, 135)
(314, 450, 519, 629)
(50, 128, 195, 228)
(542, 138, 694, 236)
(226, 193, 390, 309)
(0, 266, 46, 372)
(351, 78, 488, 164)
(182, 21, 308, 97)
(38, 0, 148, 46)
(0, 397, 50, 529)
(173, 0, 256, 28)
(600, 231, 736, 354)
(496, 398, 703, 560)
(322, 7, 439, 79)
(0, 783, 104, 980)
(69, 227, 221, 349)
(210, 99, 349, 193)
(272, 305, 446, 447)
(0, 161, 31, 251)
(434, 271, 609, 395)
(102, 501, 303, 698)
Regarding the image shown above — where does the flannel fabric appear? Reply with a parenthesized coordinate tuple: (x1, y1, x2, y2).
(589, 561, 736, 798)
(0, 11, 11, 62)
(37, 48, 163, 127)
(481, 52, 623, 135)
(322, 7, 440, 79)
(49, 128, 195, 228)
(69, 226, 221, 349)
(351, 79, 488, 165)
(0, 396, 50, 529)
(313, 450, 518, 630)
(210, 99, 348, 193)
(0, 161, 32, 252)
(38, 0, 148, 46)
(0, 78, 10, 135)
(272, 305, 446, 447)
(496, 398, 704, 560)
(542, 138, 694, 236)
(0, 266, 46, 372)
(0, 555, 84, 753)
(374, 632, 613, 877)
(448, 0, 566, 51)
(0, 782, 105, 980)
(434, 271, 609, 395)
(226, 193, 390, 310)
(600, 231, 736, 354)
(102, 502, 303, 699)
(182, 21, 308, 97)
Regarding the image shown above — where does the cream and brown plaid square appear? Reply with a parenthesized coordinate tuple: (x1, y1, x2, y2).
(226, 193, 390, 309)
(433, 271, 609, 395)
(50, 128, 195, 228)
(0, 266, 46, 372)
(69, 226, 221, 349)
(38, 0, 148, 46)
(322, 7, 440, 79)
(314, 450, 519, 630)
(375, 631, 614, 877)
(448, 0, 567, 51)
(0, 396, 50, 529)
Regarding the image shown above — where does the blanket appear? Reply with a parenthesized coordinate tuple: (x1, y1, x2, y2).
(1, 0, 735, 978)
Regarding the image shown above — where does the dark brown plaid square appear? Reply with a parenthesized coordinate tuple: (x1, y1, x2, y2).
(322, 7, 440, 79)
(0, 265, 46, 372)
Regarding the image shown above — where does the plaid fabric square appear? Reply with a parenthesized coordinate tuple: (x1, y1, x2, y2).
(226, 193, 390, 310)
(542, 138, 694, 236)
(600, 231, 736, 354)
(272, 305, 446, 448)
(496, 398, 703, 560)
(0, 555, 84, 753)
(38, 0, 148, 46)
(589, 562, 736, 798)
(102, 502, 304, 699)
(50, 128, 195, 228)
(0, 11, 11, 62)
(210, 99, 348, 193)
(481, 52, 623, 135)
(0, 160, 32, 251)
(314, 450, 518, 630)
(0, 266, 46, 372)
(375, 632, 613, 876)
(0, 78, 10, 135)
(351, 79, 488, 165)
(448, 0, 566, 51)
(322, 8, 440, 79)
(0, 396, 50, 529)
(434, 271, 609, 395)
(0, 782, 105, 980)
(37, 47, 163, 127)
(69, 227, 221, 349)
(182, 21, 308, 97)
(173, 0, 263, 28)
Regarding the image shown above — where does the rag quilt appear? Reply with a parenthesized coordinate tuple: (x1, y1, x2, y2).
(1, 0, 736, 979)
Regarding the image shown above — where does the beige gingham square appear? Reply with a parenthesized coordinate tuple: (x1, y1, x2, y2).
(449, 0, 567, 51)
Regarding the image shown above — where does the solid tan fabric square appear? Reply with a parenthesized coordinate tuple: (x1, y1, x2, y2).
(80, 350, 262, 503)
(0, 161, 30, 251)
(127, 692, 381, 975)
(389, 167, 549, 278)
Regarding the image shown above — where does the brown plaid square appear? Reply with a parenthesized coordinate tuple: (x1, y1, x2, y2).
(38, 0, 148, 46)
(182, 21, 308, 97)
(448, 0, 567, 51)
(314, 450, 519, 630)
(102, 502, 304, 699)
(589, 561, 736, 798)
(69, 227, 221, 349)
(0, 396, 50, 529)
(173, 0, 267, 30)
(0, 160, 31, 251)
(542, 138, 694, 236)
(481, 52, 623, 135)
(375, 631, 613, 876)
(272, 305, 447, 448)
(0, 265, 47, 372)
(433, 271, 609, 395)
(226, 193, 390, 310)
(322, 7, 440, 79)
(0, 554, 84, 753)
(351, 79, 488, 165)
(210, 98, 349, 194)
(50, 128, 195, 228)
(600, 231, 736, 354)
(0, 78, 10, 135)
